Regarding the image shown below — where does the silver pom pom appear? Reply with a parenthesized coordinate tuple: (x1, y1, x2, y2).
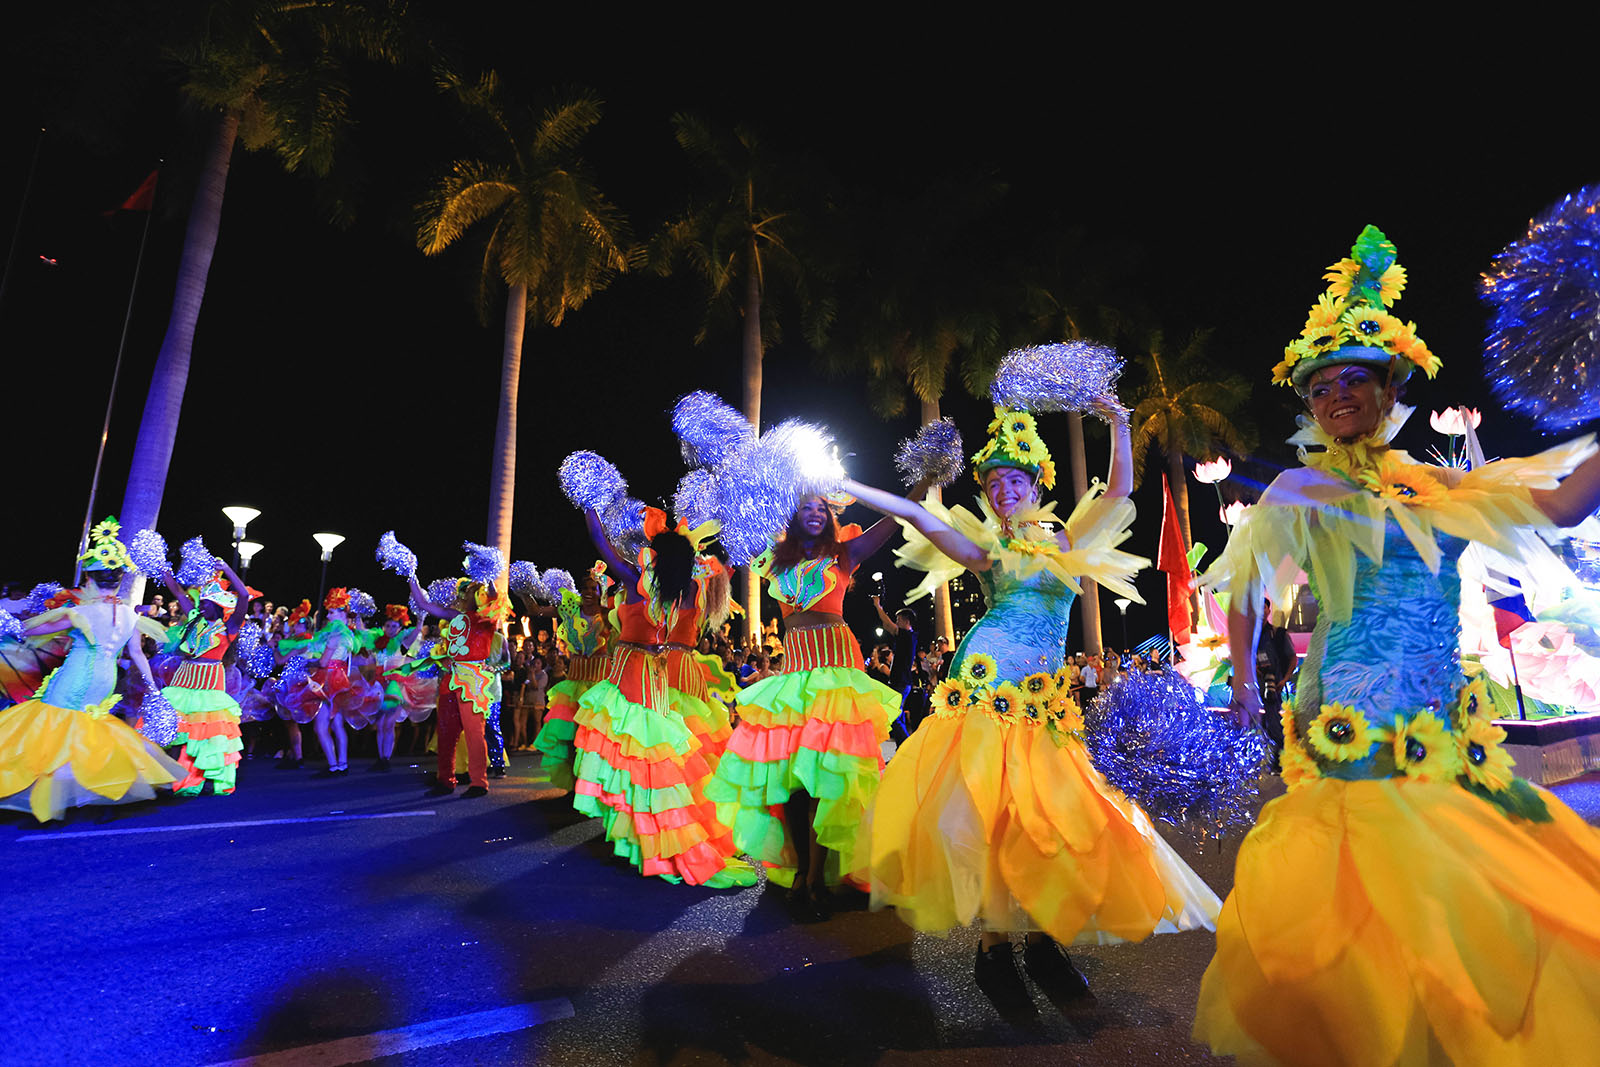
(1483, 184, 1600, 432)
(139, 692, 179, 747)
(376, 531, 418, 577)
(127, 529, 170, 579)
(346, 589, 377, 618)
(990, 340, 1124, 416)
(673, 469, 718, 528)
(508, 560, 543, 599)
(425, 578, 460, 609)
(461, 542, 504, 585)
(0, 609, 22, 642)
(601, 496, 646, 548)
(176, 536, 221, 586)
(558, 451, 628, 512)
(25, 582, 63, 616)
(894, 418, 965, 488)
(712, 419, 843, 564)
(541, 569, 577, 601)
(672, 391, 754, 468)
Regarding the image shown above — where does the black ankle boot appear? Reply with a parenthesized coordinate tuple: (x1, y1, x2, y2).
(1023, 935, 1093, 1003)
(975, 942, 1034, 1017)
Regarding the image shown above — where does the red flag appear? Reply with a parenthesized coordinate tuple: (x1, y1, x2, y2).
(105, 170, 158, 216)
(1486, 575, 1534, 649)
(1157, 473, 1193, 646)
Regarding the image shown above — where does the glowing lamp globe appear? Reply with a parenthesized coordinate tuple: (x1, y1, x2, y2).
(313, 532, 346, 561)
(222, 505, 260, 539)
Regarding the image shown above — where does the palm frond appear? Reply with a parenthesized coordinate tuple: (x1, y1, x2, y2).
(532, 96, 604, 159)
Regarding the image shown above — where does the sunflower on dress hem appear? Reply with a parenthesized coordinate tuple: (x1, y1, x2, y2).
(959, 653, 999, 688)
(932, 677, 970, 718)
(987, 682, 1025, 725)
(1392, 711, 1464, 783)
(1457, 716, 1515, 793)
(1308, 703, 1384, 763)
(1280, 707, 1321, 790)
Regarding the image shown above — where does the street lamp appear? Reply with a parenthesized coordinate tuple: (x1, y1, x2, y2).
(238, 541, 263, 575)
(1113, 597, 1132, 655)
(313, 532, 345, 622)
(222, 505, 260, 569)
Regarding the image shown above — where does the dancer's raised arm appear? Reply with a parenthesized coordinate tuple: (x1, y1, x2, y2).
(840, 478, 991, 573)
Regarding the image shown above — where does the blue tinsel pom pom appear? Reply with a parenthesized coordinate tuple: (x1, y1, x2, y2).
(25, 582, 63, 616)
(346, 588, 377, 618)
(0, 609, 21, 642)
(558, 451, 628, 512)
(541, 569, 577, 602)
(672, 391, 754, 468)
(139, 692, 179, 747)
(508, 560, 542, 599)
(1084, 667, 1268, 838)
(894, 418, 965, 488)
(1482, 184, 1600, 432)
(990, 340, 1125, 417)
(461, 542, 504, 585)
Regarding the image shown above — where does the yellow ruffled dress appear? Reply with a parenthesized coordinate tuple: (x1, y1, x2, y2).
(856, 489, 1222, 943)
(1193, 412, 1600, 1065)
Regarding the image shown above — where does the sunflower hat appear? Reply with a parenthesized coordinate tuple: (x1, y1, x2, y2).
(971, 408, 1057, 490)
(1273, 225, 1442, 392)
(78, 516, 135, 573)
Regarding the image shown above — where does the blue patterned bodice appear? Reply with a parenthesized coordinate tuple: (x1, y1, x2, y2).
(949, 560, 1076, 682)
(1295, 520, 1468, 780)
(40, 628, 120, 710)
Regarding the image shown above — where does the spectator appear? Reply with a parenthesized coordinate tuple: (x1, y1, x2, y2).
(873, 596, 924, 740)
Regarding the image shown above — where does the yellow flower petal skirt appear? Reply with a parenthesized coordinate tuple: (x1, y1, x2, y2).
(0, 698, 183, 823)
(1194, 776, 1600, 1065)
(855, 707, 1220, 942)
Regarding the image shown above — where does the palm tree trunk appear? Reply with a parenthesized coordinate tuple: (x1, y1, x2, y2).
(1067, 412, 1103, 656)
(740, 236, 763, 645)
(919, 396, 954, 645)
(119, 109, 240, 537)
(486, 283, 526, 584)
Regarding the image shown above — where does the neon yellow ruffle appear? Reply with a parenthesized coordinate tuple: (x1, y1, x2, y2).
(0, 698, 183, 822)
(855, 710, 1219, 942)
(1194, 776, 1600, 1066)
(894, 487, 1145, 606)
(1202, 415, 1597, 624)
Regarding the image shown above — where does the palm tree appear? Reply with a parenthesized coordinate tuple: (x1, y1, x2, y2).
(1127, 328, 1255, 554)
(416, 74, 631, 576)
(651, 114, 830, 640)
(119, 0, 417, 539)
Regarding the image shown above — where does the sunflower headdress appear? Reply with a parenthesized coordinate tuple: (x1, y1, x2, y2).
(972, 408, 1057, 490)
(1274, 225, 1441, 391)
(79, 516, 135, 573)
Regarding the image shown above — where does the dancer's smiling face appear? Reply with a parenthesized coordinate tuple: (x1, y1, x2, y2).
(796, 496, 830, 538)
(983, 467, 1038, 519)
(1305, 363, 1395, 441)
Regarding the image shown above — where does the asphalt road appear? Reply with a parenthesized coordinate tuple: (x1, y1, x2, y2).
(4, 751, 1598, 1067)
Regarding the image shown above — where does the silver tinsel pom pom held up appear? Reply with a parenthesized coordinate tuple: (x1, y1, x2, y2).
(894, 418, 965, 488)
(176, 537, 221, 586)
(375, 531, 418, 578)
(127, 529, 170, 579)
(672, 391, 754, 468)
(991, 340, 1125, 418)
(461, 543, 505, 585)
(558, 451, 628, 513)
(1482, 184, 1600, 432)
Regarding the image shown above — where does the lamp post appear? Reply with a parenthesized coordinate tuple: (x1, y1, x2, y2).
(1113, 597, 1132, 656)
(312, 532, 345, 623)
(222, 506, 260, 570)
(238, 541, 263, 576)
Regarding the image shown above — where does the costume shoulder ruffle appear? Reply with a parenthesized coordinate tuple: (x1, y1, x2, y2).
(1201, 433, 1598, 623)
(893, 487, 1146, 605)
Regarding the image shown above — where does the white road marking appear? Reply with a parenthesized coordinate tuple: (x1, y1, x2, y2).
(200, 998, 575, 1066)
(15, 810, 438, 841)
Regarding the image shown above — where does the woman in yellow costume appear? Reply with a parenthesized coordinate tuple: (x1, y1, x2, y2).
(1194, 226, 1600, 1066)
(0, 519, 182, 822)
(842, 359, 1221, 1012)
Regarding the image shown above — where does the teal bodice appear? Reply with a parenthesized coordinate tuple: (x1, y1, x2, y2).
(41, 628, 120, 710)
(950, 561, 1077, 682)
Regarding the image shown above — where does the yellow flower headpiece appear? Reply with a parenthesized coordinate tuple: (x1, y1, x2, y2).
(79, 516, 134, 572)
(1273, 225, 1441, 391)
(971, 407, 1056, 490)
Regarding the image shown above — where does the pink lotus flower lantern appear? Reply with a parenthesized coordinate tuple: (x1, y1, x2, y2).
(1429, 407, 1482, 435)
(1220, 500, 1249, 526)
(1193, 457, 1232, 484)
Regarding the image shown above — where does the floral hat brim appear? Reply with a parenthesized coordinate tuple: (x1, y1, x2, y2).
(971, 408, 1057, 490)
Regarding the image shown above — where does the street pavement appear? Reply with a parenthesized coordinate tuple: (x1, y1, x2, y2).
(4, 750, 1598, 1067)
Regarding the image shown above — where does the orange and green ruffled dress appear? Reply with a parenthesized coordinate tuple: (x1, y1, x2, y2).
(570, 565, 754, 887)
(534, 589, 612, 791)
(1192, 415, 1600, 1065)
(162, 612, 243, 795)
(705, 532, 899, 884)
(855, 490, 1221, 942)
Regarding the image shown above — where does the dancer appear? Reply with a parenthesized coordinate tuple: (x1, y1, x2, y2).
(705, 492, 915, 920)
(369, 604, 416, 771)
(271, 602, 314, 767)
(1193, 226, 1600, 1065)
(532, 566, 613, 792)
(280, 589, 361, 777)
(157, 559, 253, 797)
(407, 573, 509, 798)
(844, 395, 1221, 1011)
(0, 520, 183, 821)
(571, 505, 755, 886)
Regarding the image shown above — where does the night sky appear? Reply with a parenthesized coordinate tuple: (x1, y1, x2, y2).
(3, 12, 1597, 645)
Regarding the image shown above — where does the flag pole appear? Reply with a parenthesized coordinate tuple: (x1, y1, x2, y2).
(76, 165, 161, 586)
(0, 127, 46, 326)
(1507, 640, 1528, 721)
